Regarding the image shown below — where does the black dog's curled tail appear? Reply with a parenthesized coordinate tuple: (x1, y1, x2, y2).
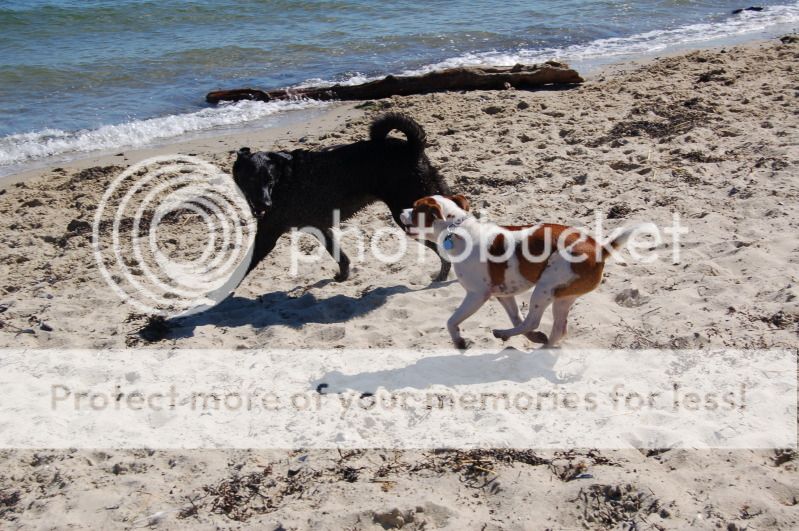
(369, 113, 427, 156)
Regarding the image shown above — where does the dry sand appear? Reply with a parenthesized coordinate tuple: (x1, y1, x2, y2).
(0, 37, 798, 529)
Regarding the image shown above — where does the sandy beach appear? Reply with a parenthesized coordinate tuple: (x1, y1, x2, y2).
(0, 36, 797, 529)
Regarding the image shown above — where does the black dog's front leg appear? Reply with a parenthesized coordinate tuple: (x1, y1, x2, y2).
(388, 209, 450, 281)
(320, 228, 351, 282)
(247, 223, 284, 274)
(423, 240, 451, 281)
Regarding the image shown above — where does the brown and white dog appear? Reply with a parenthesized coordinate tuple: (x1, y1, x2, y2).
(400, 195, 647, 349)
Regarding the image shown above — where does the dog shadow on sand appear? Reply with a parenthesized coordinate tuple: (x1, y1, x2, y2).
(311, 347, 582, 394)
(162, 279, 456, 340)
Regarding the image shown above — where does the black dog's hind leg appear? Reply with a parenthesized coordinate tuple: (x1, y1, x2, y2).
(423, 240, 451, 281)
(320, 228, 351, 282)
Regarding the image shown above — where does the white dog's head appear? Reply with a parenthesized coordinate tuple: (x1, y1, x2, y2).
(400, 194, 471, 241)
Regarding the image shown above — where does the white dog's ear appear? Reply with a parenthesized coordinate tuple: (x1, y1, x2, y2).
(411, 197, 444, 226)
(448, 194, 470, 212)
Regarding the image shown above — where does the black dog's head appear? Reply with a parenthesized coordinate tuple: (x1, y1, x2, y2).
(232, 147, 292, 217)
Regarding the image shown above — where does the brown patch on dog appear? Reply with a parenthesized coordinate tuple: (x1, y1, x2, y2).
(488, 233, 508, 286)
(514, 224, 605, 291)
(552, 225, 606, 297)
(447, 194, 470, 212)
(411, 197, 444, 227)
(555, 258, 605, 297)
(516, 224, 557, 283)
(486, 222, 608, 296)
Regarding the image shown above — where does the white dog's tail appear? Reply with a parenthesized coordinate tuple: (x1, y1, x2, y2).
(601, 223, 657, 259)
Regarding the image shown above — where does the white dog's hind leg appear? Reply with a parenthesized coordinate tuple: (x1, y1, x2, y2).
(497, 296, 548, 344)
(448, 291, 489, 350)
(496, 296, 522, 326)
(547, 295, 577, 346)
(493, 254, 576, 342)
(492, 285, 553, 341)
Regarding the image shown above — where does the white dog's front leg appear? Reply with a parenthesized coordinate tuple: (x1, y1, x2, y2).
(448, 291, 489, 350)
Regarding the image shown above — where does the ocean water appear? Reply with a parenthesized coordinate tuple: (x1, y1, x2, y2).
(1, 0, 798, 173)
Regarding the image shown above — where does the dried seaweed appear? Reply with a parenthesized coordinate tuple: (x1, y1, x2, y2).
(574, 483, 663, 528)
(182, 449, 553, 520)
(773, 448, 797, 466)
(201, 472, 274, 521)
(591, 97, 718, 145)
(0, 489, 21, 518)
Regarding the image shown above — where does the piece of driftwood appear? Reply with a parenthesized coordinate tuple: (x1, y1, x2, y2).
(206, 62, 583, 104)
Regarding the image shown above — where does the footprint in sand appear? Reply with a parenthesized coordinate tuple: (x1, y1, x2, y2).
(615, 288, 649, 308)
(390, 309, 410, 320)
(315, 326, 346, 342)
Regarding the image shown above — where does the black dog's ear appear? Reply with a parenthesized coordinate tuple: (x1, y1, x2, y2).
(267, 151, 293, 178)
(237, 147, 252, 157)
(269, 151, 292, 163)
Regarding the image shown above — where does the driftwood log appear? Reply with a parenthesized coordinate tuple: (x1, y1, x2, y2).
(206, 61, 583, 104)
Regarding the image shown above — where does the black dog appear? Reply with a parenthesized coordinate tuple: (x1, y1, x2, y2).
(233, 113, 451, 282)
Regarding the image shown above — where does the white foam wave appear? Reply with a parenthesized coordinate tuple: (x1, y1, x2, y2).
(296, 73, 371, 88)
(0, 99, 326, 167)
(402, 2, 799, 74)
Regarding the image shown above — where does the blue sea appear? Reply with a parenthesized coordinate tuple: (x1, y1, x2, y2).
(1, 0, 797, 173)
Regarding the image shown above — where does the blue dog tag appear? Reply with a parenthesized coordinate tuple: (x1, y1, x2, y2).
(443, 234, 454, 250)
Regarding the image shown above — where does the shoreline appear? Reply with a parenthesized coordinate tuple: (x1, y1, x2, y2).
(2, 22, 797, 180)
(0, 103, 361, 187)
(575, 23, 797, 77)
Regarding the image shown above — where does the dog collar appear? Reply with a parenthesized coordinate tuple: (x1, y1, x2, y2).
(442, 215, 472, 250)
(446, 214, 471, 230)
